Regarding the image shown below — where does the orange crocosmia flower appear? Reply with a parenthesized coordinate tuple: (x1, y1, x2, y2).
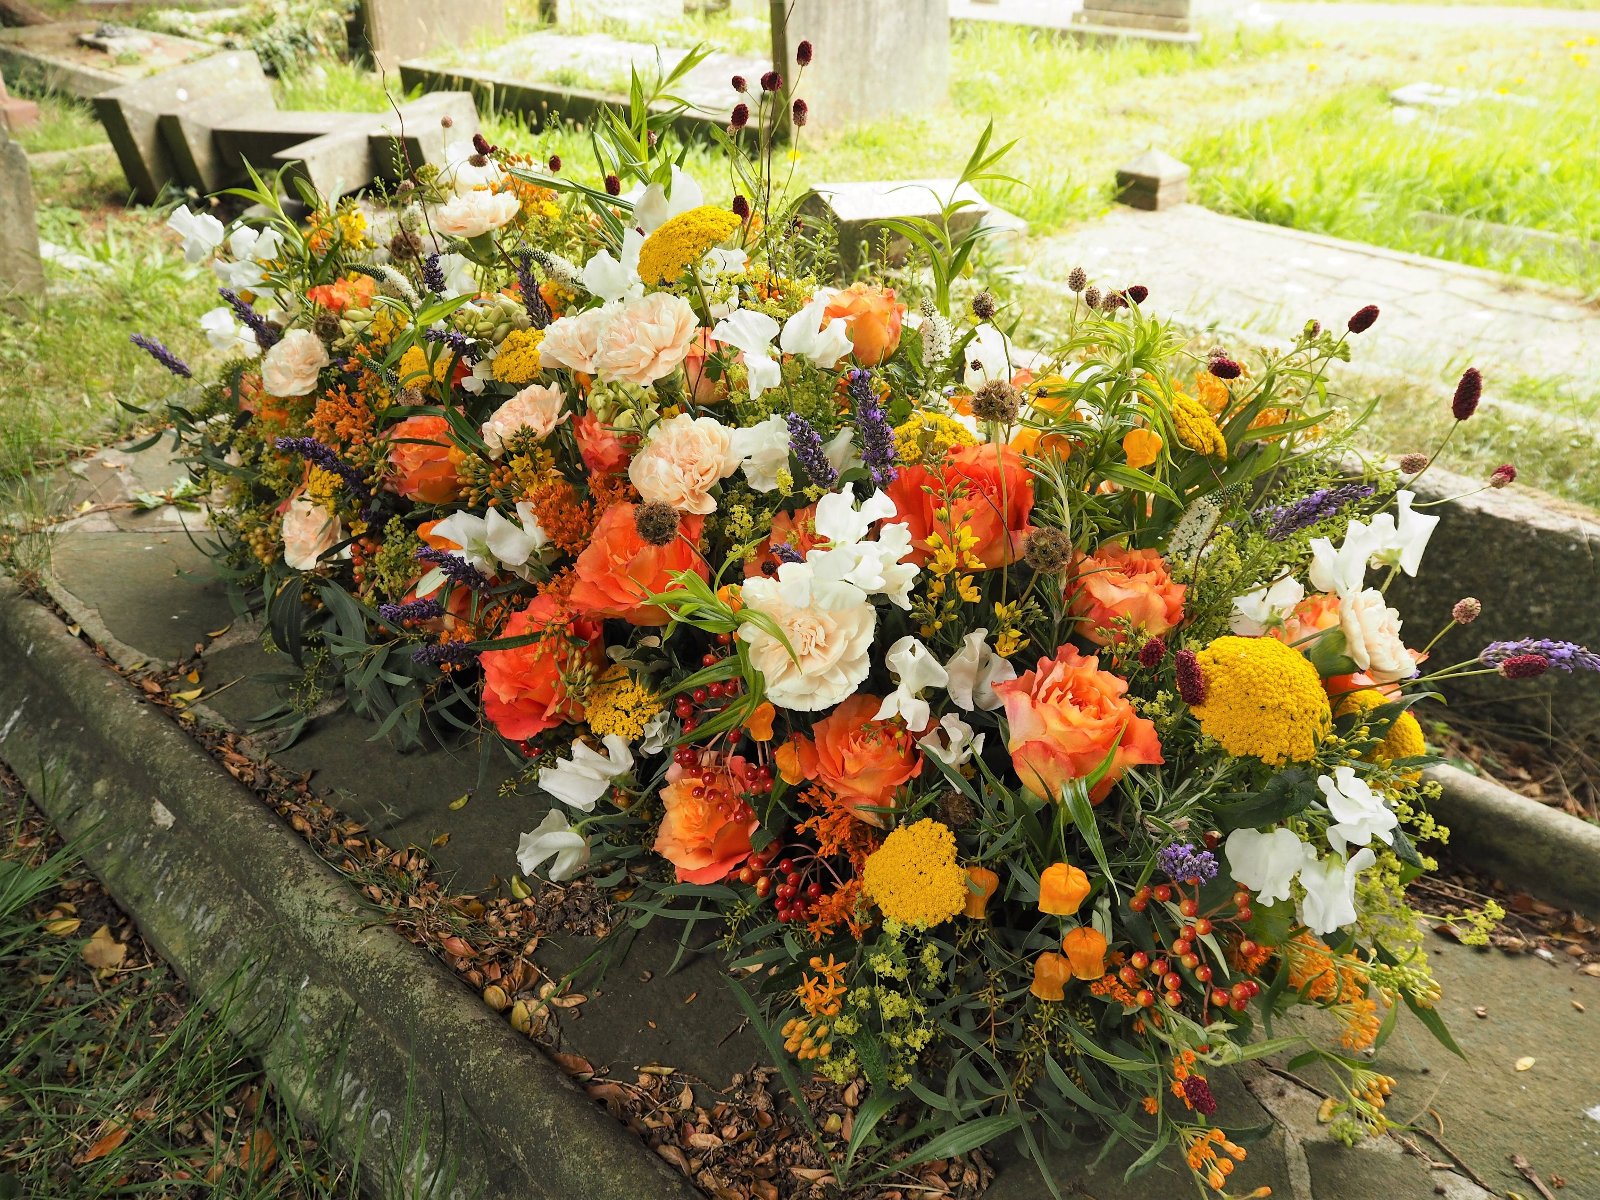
(652, 754, 760, 884)
(1038, 863, 1091, 916)
(306, 274, 378, 314)
(1122, 428, 1163, 470)
(780, 694, 922, 824)
(385, 414, 464, 505)
(885, 443, 1035, 571)
(1066, 544, 1186, 648)
(567, 503, 709, 627)
(824, 282, 904, 366)
(1030, 952, 1071, 1002)
(992, 645, 1163, 805)
(964, 866, 1000, 918)
(1061, 925, 1109, 980)
(478, 595, 603, 742)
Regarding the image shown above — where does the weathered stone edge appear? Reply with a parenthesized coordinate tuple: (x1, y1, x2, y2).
(1424, 763, 1600, 918)
(0, 576, 697, 1200)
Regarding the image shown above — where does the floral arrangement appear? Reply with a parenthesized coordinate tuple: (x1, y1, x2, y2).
(134, 51, 1588, 1198)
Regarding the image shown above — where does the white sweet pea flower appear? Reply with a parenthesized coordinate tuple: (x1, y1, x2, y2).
(730, 415, 790, 493)
(437, 252, 479, 297)
(919, 713, 984, 768)
(945, 629, 1017, 711)
(962, 322, 1014, 389)
(1229, 576, 1305, 637)
(423, 504, 548, 588)
(710, 308, 781, 399)
(874, 636, 949, 731)
(798, 490, 918, 609)
(823, 427, 861, 477)
(1308, 523, 1378, 598)
(779, 293, 853, 369)
(698, 246, 748, 283)
(1298, 847, 1377, 935)
(1317, 766, 1398, 856)
(1224, 826, 1313, 906)
(814, 488, 895, 547)
(581, 228, 644, 302)
(213, 225, 284, 291)
(540, 734, 634, 812)
(1363, 490, 1438, 578)
(628, 166, 703, 233)
(167, 206, 225, 263)
(517, 809, 591, 881)
(199, 307, 259, 357)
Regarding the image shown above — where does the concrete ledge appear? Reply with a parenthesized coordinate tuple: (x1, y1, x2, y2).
(0, 576, 696, 1200)
(1428, 763, 1600, 918)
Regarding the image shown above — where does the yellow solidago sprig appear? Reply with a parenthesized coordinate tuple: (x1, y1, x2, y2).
(1189, 635, 1330, 765)
(637, 205, 743, 287)
(585, 669, 664, 743)
(1171, 389, 1228, 459)
(861, 819, 968, 929)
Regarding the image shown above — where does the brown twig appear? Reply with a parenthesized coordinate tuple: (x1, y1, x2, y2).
(1511, 1153, 1558, 1200)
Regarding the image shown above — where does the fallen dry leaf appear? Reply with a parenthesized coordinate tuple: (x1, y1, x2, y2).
(79, 1122, 130, 1163)
(1579, 963, 1600, 978)
(81, 925, 128, 970)
(236, 1128, 277, 1173)
(1514, 1056, 1536, 1072)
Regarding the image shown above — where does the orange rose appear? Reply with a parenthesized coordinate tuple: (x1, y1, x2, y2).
(744, 505, 824, 579)
(885, 444, 1034, 571)
(824, 282, 904, 366)
(306, 274, 377, 314)
(965, 866, 1000, 918)
(1269, 592, 1342, 647)
(1060, 926, 1108, 980)
(573, 413, 633, 477)
(479, 595, 603, 741)
(653, 753, 760, 884)
(1122, 428, 1162, 470)
(993, 645, 1163, 804)
(1038, 863, 1091, 915)
(1066, 545, 1186, 647)
(775, 694, 922, 823)
(1030, 952, 1071, 1001)
(385, 414, 463, 505)
(568, 503, 709, 627)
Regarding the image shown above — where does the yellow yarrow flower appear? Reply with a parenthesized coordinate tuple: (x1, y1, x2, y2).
(1192, 635, 1330, 765)
(894, 410, 975, 465)
(398, 344, 452, 394)
(585, 669, 664, 743)
(636, 205, 742, 287)
(492, 328, 545, 385)
(861, 819, 968, 929)
(1171, 390, 1228, 459)
(1337, 689, 1425, 763)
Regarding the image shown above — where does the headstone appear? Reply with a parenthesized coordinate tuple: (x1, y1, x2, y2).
(770, 0, 948, 129)
(1114, 148, 1189, 211)
(543, 0, 683, 26)
(358, 0, 505, 74)
(0, 68, 40, 134)
(801, 178, 1027, 272)
(0, 19, 214, 99)
(1072, 0, 1201, 43)
(274, 91, 480, 200)
(94, 50, 273, 203)
(0, 127, 44, 314)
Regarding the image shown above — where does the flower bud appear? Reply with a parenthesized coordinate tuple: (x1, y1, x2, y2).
(796, 39, 814, 66)
(1452, 597, 1481, 624)
(1347, 304, 1380, 333)
(1398, 452, 1429, 475)
(1452, 367, 1482, 421)
(1489, 462, 1516, 488)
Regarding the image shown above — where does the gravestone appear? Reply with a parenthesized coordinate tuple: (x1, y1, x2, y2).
(1115, 148, 1189, 211)
(94, 49, 273, 203)
(358, 0, 505, 74)
(0, 127, 43, 313)
(0, 67, 40, 134)
(1073, 0, 1201, 43)
(0, 20, 214, 98)
(770, 0, 948, 129)
(543, 0, 682, 24)
(801, 178, 1027, 272)
(272, 91, 480, 200)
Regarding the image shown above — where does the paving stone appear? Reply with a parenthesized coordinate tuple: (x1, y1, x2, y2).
(0, 19, 213, 99)
(357, 0, 505, 73)
(94, 49, 273, 203)
(0, 127, 43, 312)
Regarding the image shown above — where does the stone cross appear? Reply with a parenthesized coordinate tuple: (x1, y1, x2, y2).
(0, 124, 43, 314)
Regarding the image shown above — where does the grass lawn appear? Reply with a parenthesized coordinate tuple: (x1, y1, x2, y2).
(1, 8, 1595, 507)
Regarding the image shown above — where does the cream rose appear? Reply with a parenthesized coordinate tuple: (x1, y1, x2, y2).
(738, 573, 876, 711)
(1340, 588, 1415, 683)
(481, 383, 568, 458)
(282, 494, 341, 571)
(433, 190, 520, 238)
(537, 307, 610, 375)
(628, 413, 740, 516)
(261, 329, 329, 397)
(592, 292, 699, 386)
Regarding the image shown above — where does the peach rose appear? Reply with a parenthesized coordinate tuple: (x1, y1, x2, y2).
(385, 414, 463, 505)
(306, 275, 377, 314)
(653, 753, 760, 884)
(993, 645, 1163, 804)
(628, 413, 741, 515)
(824, 282, 904, 366)
(433, 189, 520, 238)
(593, 292, 700, 386)
(573, 414, 633, 476)
(567, 504, 709, 626)
(479, 595, 603, 741)
(261, 328, 329, 398)
(1065, 545, 1186, 647)
(281, 493, 341, 571)
(1269, 592, 1342, 647)
(481, 383, 568, 458)
(774, 694, 922, 823)
(885, 444, 1034, 571)
(682, 329, 728, 407)
(538, 307, 609, 375)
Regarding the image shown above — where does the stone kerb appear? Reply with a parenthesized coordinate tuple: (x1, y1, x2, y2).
(0, 20, 214, 99)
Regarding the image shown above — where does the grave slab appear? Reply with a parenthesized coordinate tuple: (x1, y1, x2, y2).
(0, 19, 214, 99)
(0, 67, 40, 133)
(208, 110, 356, 189)
(801, 177, 1027, 271)
(274, 90, 480, 202)
(0, 128, 43, 311)
(357, 0, 505, 74)
(94, 49, 273, 203)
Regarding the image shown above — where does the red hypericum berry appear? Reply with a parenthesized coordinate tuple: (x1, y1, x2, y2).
(1192, 918, 1213, 937)
(760, 69, 783, 93)
(1163, 972, 1182, 991)
(796, 39, 813, 66)
(791, 98, 808, 127)
(1162, 990, 1182, 1008)
(1196, 965, 1213, 983)
(1119, 966, 1140, 987)
(1211, 988, 1231, 1007)
(1130, 951, 1150, 970)
(1236, 907, 1253, 922)
(1181, 953, 1200, 971)
(1237, 939, 1258, 957)
(1152, 885, 1172, 904)
(1179, 898, 1199, 918)
(1137, 989, 1156, 1008)
(1150, 959, 1169, 977)
(1347, 304, 1380, 333)
(776, 858, 794, 875)
(1203, 831, 1220, 850)
(1452, 367, 1483, 420)
(692, 687, 708, 704)
(604, 173, 621, 196)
